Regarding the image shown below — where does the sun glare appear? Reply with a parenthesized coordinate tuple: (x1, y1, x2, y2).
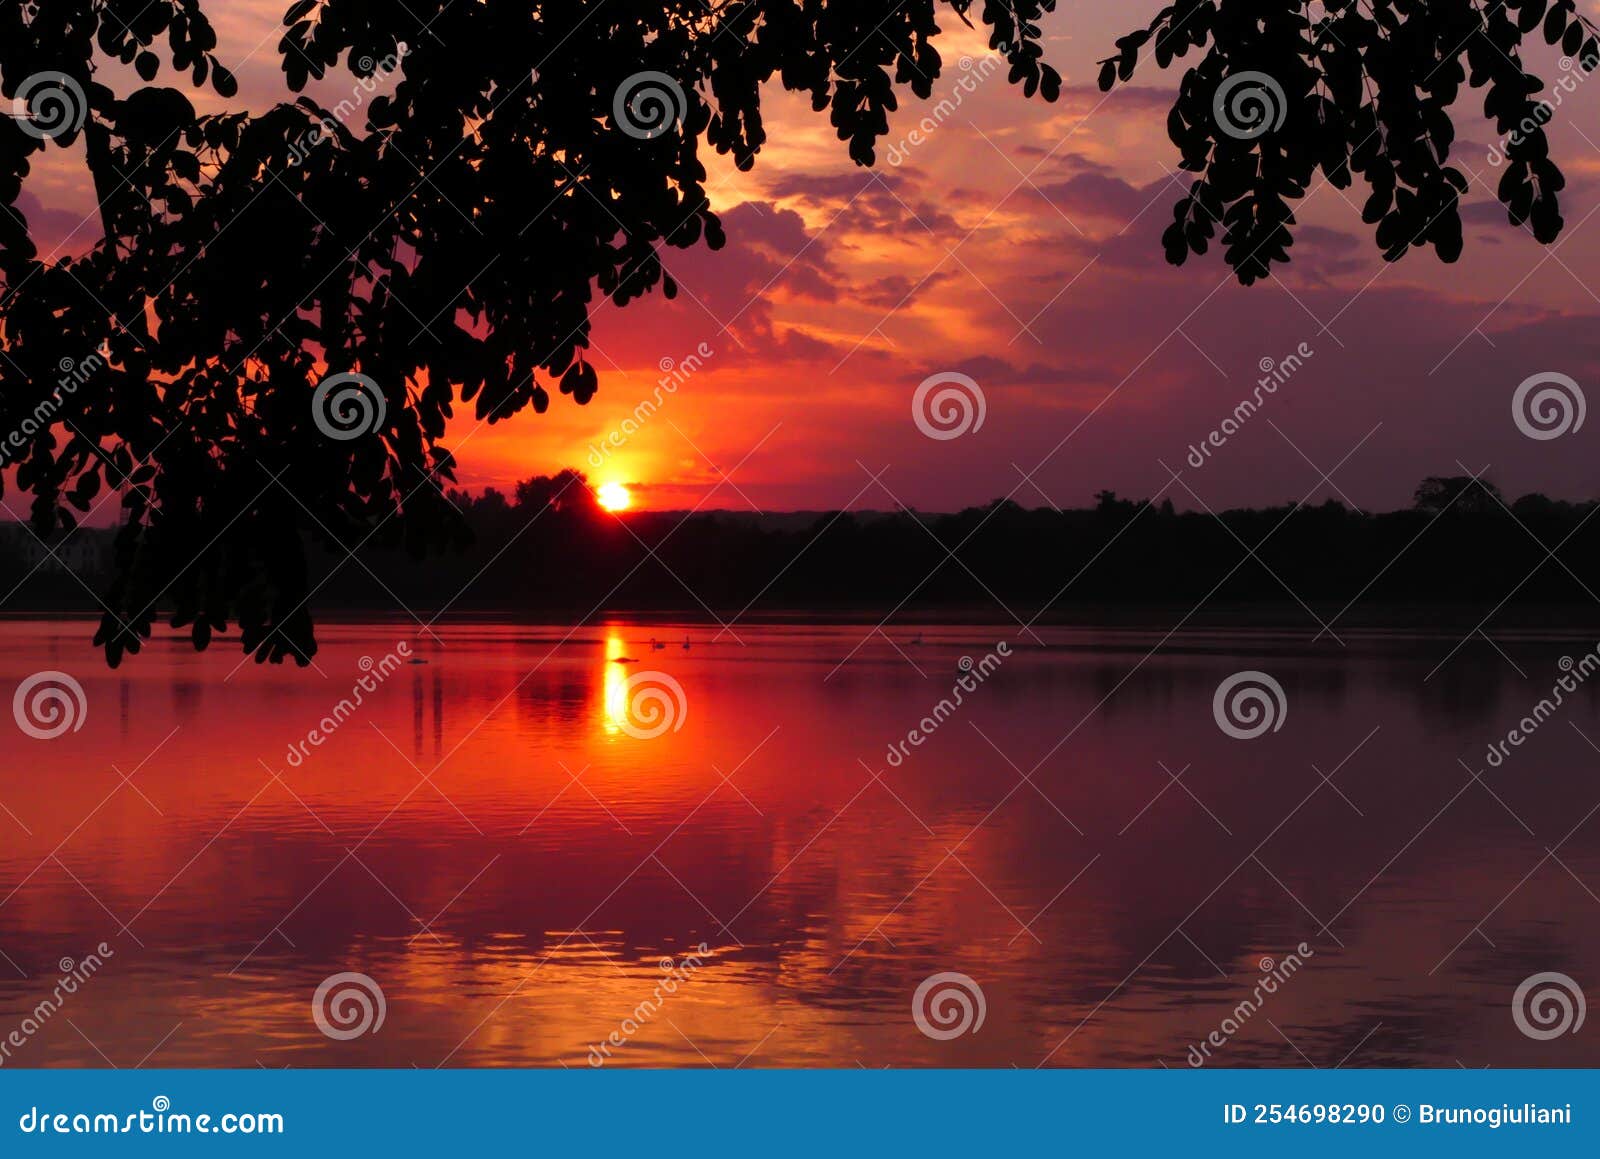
(597, 482, 632, 512)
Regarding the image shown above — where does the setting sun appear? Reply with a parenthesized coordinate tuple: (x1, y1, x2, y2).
(596, 482, 632, 512)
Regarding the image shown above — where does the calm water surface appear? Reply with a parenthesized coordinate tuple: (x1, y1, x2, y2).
(2, 618, 1598, 1068)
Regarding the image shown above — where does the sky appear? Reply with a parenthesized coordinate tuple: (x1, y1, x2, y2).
(20, 2, 1600, 513)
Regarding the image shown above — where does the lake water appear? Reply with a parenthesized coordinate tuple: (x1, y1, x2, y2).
(1, 617, 1598, 1068)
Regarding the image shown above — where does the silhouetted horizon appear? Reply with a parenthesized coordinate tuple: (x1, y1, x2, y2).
(10, 473, 1600, 628)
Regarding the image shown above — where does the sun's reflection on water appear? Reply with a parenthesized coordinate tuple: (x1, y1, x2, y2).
(603, 631, 630, 735)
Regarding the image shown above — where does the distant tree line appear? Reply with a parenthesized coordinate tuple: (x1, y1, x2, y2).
(9, 473, 1600, 621)
(302, 472, 1600, 616)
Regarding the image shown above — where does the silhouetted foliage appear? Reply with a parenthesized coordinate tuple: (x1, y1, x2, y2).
(0, 2, 1591, 664)
(0, 0, 1068, 666)
(1413, 475, 1506, 514)
(1102, 0, 1598, 283)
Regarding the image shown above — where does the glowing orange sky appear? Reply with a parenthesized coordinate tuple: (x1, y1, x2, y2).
(20, 3, 1600, 513)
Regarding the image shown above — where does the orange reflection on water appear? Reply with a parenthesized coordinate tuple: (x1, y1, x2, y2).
(603, 631, 630, 736)
(2, 621, 1600, 1067)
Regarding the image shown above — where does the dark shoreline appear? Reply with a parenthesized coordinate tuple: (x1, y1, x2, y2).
(8, 601, 1600, 635)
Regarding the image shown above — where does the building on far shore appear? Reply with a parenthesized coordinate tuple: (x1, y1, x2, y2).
(0, 522, 116, 584)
